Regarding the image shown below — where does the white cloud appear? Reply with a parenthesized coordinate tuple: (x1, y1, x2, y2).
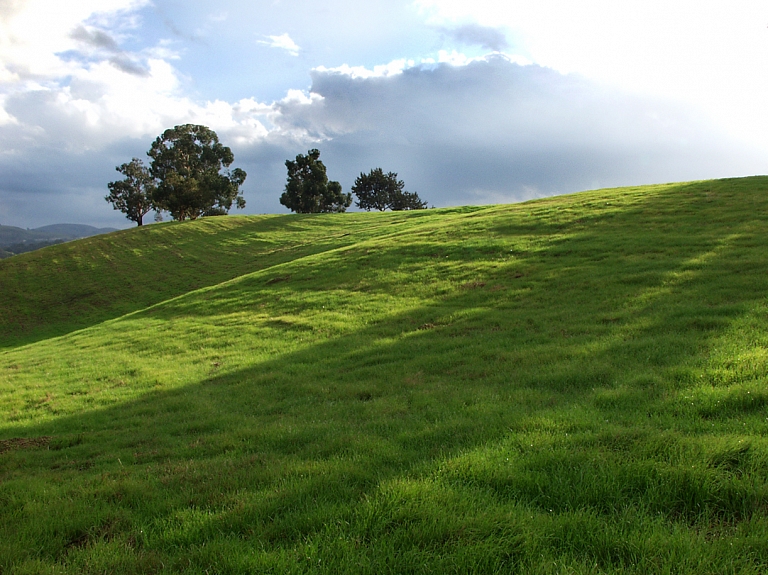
(258, 33, 301, 56)
(0, 0, 150, 83)
(229, 55, 762, 218)
(415, 0, 768, 151)
(1, 0, 765, 228)
(314, 58, 414, 79)
(0, 1, 277, 150)
(313, 51, 530, 79)
(0, 1, 284, 226)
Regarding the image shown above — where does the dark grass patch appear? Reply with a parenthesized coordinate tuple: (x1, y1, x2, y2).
(0, 435, 51, 453)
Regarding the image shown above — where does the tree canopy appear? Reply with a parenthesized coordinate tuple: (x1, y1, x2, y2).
(147, 124, 246, 221)
(105, 158, 156, 226)
(351, 168, 427, 211)
(280, 149, 351, 213)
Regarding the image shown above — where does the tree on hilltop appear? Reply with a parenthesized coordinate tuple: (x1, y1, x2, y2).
(389, 189, 428, 211)
(352, 168, 427, 211)
(280, 149, 351, 213)
(105, 158, 156, 226)
(147, 124, 246, 221)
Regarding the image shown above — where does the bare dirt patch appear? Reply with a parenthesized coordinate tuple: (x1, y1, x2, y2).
(0, 436, 52, 454)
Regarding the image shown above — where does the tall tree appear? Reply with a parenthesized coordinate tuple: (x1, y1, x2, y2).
(147, 124, 246, 221)
(352, 168, 428, 211)
(105, 158, 156, 226)
(280, 149, 351, 213)
(350, 167, 393, 211)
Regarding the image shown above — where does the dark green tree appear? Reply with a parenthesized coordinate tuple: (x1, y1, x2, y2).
(389, 189, 428, 211)
(105, 158, 156, 226)
(280, 149, 351, 213)
(351, 168, 427, 211)
(350, 167, 392, 211)
(147, 124, 246, 221)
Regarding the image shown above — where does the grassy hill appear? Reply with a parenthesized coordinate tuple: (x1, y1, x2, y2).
(2, 177, 768, 573)
(0, 224, 118, 260)
(0, 212, 447, 348)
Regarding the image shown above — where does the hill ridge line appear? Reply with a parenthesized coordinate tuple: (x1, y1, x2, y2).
(4, 207, 495, 351)
(96, 207, 500, 318)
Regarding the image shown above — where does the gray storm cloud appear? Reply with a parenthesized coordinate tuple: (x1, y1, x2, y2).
(108, 55, 150, 77)
(70, 25, 121, 52)
(0, 55, 761, 227)
(259, 56, 758, 209)
(69, 25, 149, 77)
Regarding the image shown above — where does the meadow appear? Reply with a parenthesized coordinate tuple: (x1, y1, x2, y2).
(1, 176, 768, 573)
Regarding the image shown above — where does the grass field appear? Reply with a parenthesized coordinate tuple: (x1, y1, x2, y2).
(2, 176, 768, 573)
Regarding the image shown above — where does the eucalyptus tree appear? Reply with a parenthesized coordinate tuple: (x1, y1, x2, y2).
(147, 124, 246, 221)
(105, 158, 156, 226)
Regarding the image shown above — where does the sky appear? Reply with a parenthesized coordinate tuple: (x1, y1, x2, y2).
(0, 0, 766, 228)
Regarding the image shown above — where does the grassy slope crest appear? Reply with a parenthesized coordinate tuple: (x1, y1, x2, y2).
(0, 208, 464, 348)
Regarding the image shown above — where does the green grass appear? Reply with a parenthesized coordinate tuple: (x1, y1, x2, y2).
(0, 210, 450, 348)
(2, 176, 768, 573)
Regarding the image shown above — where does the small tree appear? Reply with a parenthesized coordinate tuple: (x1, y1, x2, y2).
(280, 149, 351, 213)
(105, 158, 156, 226)
(148, 124, 246, 221)
(352, 168, 427, 211)
(389, 189, 428, 211)
(350, 168, 392, 211)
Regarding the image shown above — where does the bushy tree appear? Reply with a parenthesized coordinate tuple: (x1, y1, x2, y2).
(280, 149, 351, 213)
(350, 167, 392, 211)
(352, 168, 427, 211)
(147, 124, 246, 221)
(105, 158, 156, 226)
(389, 189, 428, 211)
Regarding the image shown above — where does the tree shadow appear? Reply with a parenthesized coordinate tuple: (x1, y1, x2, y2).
(0, 209, 475, 350)
(2, 177, 768, 568)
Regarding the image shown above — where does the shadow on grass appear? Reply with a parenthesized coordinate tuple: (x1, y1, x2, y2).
(2, 177, 768, 571)
(0, 210, 476, 351)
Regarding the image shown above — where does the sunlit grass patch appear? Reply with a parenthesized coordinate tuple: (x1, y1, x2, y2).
(2, 177, 768, 573)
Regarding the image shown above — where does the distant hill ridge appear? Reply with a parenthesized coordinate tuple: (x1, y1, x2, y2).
(0, 223, 118, 258)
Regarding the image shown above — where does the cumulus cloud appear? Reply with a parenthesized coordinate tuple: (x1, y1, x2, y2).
(0, 0, 272, 226)
(128, 55, 755, 219)
(257, 56, 761, 209)
(0, 1, 763, 228)
(70, 24, 121, 51)
(258, 33, 301, 56)
(442, 23, 509, 52)
(1, 49, 762, 227)
(415, 0, 768, 151)
(0, 0, 150, 83)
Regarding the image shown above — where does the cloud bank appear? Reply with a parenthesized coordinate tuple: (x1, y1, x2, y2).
(260, 56, 759, 208)
(1, 53, 761, 227)
(0, 1, 764, 228)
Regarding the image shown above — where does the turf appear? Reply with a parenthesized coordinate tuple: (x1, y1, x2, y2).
(0, 211, 444, 348)
(1, 176, 768, 573)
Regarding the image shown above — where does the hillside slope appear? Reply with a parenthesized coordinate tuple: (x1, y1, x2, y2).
(0, 209, 459, 348)
(1, 177, 768, 574)
(0, 223, 118, 259)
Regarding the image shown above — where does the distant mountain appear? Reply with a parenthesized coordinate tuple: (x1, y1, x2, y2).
(32, 224, 118, 237)
(0, 224, 119, 258)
